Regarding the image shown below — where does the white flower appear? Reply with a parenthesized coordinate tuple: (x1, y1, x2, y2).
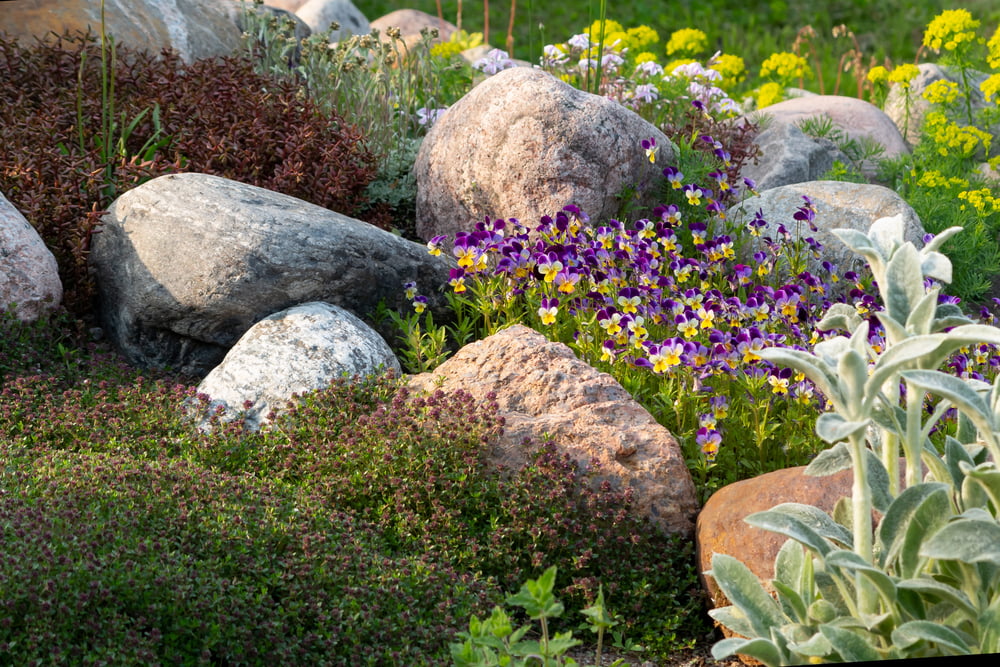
(632, 83, 659, 104)
(634, 61, 664, 78)
(473, 48, 515, 75)
(671, 61, 706, 79)
(416, 106, 448, 126)
(542, 43, 568, 65)
(567, 33, 592, 50)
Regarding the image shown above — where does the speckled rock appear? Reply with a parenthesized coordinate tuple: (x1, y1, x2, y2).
(90, 172, 453, 376)
(0, 0, 242, 63)
(740, 121, 851, 192)
(749, 94, 909, 175)
(295, 0, 368, 41)
(726, 180, 926, 294)
(370, 9, 456, 53)
(196, 302, 399, 429)
(414, 67, 674, 242)
(406, 324, 699, 535)
(0, 191, 62, 321)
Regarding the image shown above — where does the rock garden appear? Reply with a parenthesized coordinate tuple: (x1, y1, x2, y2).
(2, 0, 1000, 664)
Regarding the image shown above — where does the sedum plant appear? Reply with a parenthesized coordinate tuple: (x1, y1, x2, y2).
(709, 214, 1000, 664)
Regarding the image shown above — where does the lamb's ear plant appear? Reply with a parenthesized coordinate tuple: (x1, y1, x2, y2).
(710, 214, 1000, 665)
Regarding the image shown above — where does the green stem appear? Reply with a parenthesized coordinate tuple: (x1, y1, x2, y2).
(903, 379, 923, 488)
(848, 432, 876, 613)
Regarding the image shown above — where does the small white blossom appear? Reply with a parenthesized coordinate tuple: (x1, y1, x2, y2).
(473, 48, 515, 75)
(416, 106, 448, 126)
(634, 61, 664, 78)
(567, 33, 592, 50)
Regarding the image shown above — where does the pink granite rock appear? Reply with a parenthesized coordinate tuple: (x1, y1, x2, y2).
(405, 324, 699, 535)
(413, 67, 674, 242)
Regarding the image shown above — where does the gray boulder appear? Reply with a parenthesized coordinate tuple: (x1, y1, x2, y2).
(726, 181, 926, 292)
(0, 0, 242, 63)
(0, 191, 63, 322)
(196, 301, 399, 430)
(90, 172, 452, 375)
(741, 121, 852, 192)
(295, 0, 369, 41)
(414, 66, 674, 241)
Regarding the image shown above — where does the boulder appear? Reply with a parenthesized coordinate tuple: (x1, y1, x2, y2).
(748, 95, 909, 175)
(725, 181, 925, 291)
(414, 67, 674, 242)
(405, 324, 699, 535)
(740, 121, 851, 192)
(370, 9, 456, 53)
(295, 0, 368, 41)
(0, 191, 63, 322)
(696, 465, 855, 610)
(196, 301, 399, 429)
(89, 172, 453, 376)
(0, 0, 242, 63)
(264, 0, 309, 11)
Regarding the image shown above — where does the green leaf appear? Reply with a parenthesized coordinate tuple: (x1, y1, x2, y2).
(920, 519, 1000, 564)
(819, 624, 882, 662)
(748, 503, 853, 550)
(962, 463, 1000, 512)
(876, 482, 951, 574)
(895, 579, 977, 622)
(815, 413, 870, 444)
(920, 250, 953, 285)
(786, 630, 833, 658)
(816, 302, 862, 334)
(904, 289, 939, 336)
(772, 579, 808, 623)
(708, 554, 787, 637)
(506, 566, 562, 620)
(708, 606, 757, 639)
(774, 538, 811, 597)
(901, 370, 993, 437)
(891, 620, 972, 655)
(864, 334, 945, 407)
(920, 225, 962, 255)
(804, 441, 852, 476)
(884, 242, 924, 326)
(945, 436, 976, 488)
(711, 637, 784, 667)
(866, 450, 893, 514)
(824, 550, 898, 609)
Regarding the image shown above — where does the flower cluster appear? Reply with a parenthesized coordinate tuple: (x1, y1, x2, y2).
(923, 110, 993, 157)
(760, 51, 812, 86)
(665, 28, 708, 57)
(428, 138, 865, 467)
(922, 8, 981, 53)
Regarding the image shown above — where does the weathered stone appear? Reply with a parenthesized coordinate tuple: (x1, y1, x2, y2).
(749, 95, 909, 175)
(414, 67, 674, 242)
(264, 0, 309, 11)
(726, 181, 925, 293)
(370, 9, 456, 53)
(740, 121, 851, 192)
(295, 0, 368, 41)
(696, 465, 854, 609)
(89, 172, 453, 376)
(406, 324, 699, 535)
(0, 0, 242, 63)
(196, 302, 399, 429)
(0, 191, 62, 322)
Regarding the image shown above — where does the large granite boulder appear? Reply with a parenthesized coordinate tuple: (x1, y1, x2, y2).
(726, 181, 926, 292)
(741, 121, 851, 192)
(0, 191, 63, 321)
(0, 0, 242, 63)
(90, 172, 452, 376)
(749, 95, 909, 176)
(196, 301, 399, 429)
(414, 67, 674, 242)
(295, 0, 368, 41)
(406, 324, 699, 535)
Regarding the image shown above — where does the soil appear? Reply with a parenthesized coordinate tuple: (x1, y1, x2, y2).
(564, 631, 744, 666)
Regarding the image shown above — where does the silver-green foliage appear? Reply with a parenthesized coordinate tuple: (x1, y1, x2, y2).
(710, 214, 1000, 664)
